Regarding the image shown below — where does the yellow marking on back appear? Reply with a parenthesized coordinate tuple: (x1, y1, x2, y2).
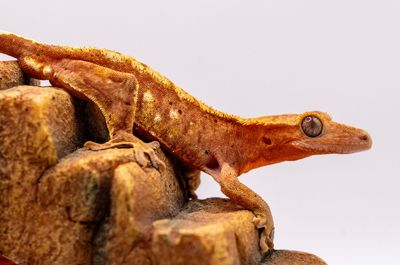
(154, 113, 162, 122)
(0, 30, 40, 43)
(0, 30, 12, 35)
(43, 66, 52, 76)
(129, 58, 244, 124)
(169, 110, 179, 119)
(101, 50, 125, 63)
(24, 57, 42, 72)
(143, 90, 154, 102)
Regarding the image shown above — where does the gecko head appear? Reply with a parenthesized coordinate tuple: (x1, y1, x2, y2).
(249, 111, 372, 167)
(290, 111, 372, 155)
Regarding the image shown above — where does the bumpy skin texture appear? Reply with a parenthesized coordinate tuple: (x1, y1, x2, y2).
(0, 31, 372, 253)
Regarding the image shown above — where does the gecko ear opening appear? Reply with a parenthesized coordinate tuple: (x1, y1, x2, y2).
(301, 116, 323, 137)
(262, 136, 272, 145)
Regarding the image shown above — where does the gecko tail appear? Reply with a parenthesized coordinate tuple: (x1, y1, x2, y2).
(0, 31, 133, 72)
(0, 31, 148, 77)
(0, 30, 42, 58)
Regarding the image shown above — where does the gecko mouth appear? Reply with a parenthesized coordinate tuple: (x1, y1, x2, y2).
(293, 141, 371, 154)
(293, 131, 372, 154)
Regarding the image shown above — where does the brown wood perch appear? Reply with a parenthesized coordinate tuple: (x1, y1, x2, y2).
(0, 61, 326, 265)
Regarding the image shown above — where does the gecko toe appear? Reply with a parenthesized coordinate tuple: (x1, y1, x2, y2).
(252, 214, 274, 253)
(134, 147, 151, 168)
(148, 140, 161, 150)
(259, 227, 274, 253)
(259, 232, 269, 253)
(253, 216, 266, 229)
(133, 143, 165, 170)
(146, 150, 166, 170)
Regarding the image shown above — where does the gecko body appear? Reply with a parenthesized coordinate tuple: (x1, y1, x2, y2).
(0, 31, 372, 253)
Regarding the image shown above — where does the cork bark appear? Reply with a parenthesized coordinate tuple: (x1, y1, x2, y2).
(0, 61, 39, 90)
(0, 61, 326, 265)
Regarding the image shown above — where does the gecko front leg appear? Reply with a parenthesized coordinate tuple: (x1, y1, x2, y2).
(19, 56, 164, 169)
(213, 163, 275, 253)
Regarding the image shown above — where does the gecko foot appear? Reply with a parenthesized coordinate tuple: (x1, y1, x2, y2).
(133, 142, 165, 170)
(84, 133, 165, 170)
(253, 215, 275, 253)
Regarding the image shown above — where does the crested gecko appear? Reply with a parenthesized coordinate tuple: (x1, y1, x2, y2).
(0, 31, 372, 253)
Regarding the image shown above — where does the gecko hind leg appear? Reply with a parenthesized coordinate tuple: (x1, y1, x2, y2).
(20, 56, 164, 169)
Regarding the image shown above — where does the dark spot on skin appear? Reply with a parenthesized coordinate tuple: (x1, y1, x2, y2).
(205, 150, 209, 154)
(178, 109, 182, 114)
(214, 119, 218, 123)
(205, 157, 219, 171)
(52, 96, 55, 100)
(262, 136, 272, 145)
(169, 101, 173, 105)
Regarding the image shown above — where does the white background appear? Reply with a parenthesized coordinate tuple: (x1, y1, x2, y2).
(1, 1, 399, 264)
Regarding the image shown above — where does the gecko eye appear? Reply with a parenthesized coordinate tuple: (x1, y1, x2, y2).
(301, 116, 323, 137)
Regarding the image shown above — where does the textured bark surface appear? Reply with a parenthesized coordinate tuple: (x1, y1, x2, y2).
(0, 85, 83, 264)
(0, 61, 327, 265)
(152, 198, 261, 265)
(37, 148, 185, 265)
(0, 61, 39, 90)
(261, 250, 327, 265)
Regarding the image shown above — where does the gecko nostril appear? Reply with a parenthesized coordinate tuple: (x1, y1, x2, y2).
(262, 136, 272, 145)
(359, 134, 369, 141)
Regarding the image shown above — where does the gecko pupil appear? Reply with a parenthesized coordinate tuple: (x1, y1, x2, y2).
(301, 116, 323, 137)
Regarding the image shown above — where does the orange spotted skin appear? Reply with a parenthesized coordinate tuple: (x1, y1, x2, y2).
(0, 31, 372, 253)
